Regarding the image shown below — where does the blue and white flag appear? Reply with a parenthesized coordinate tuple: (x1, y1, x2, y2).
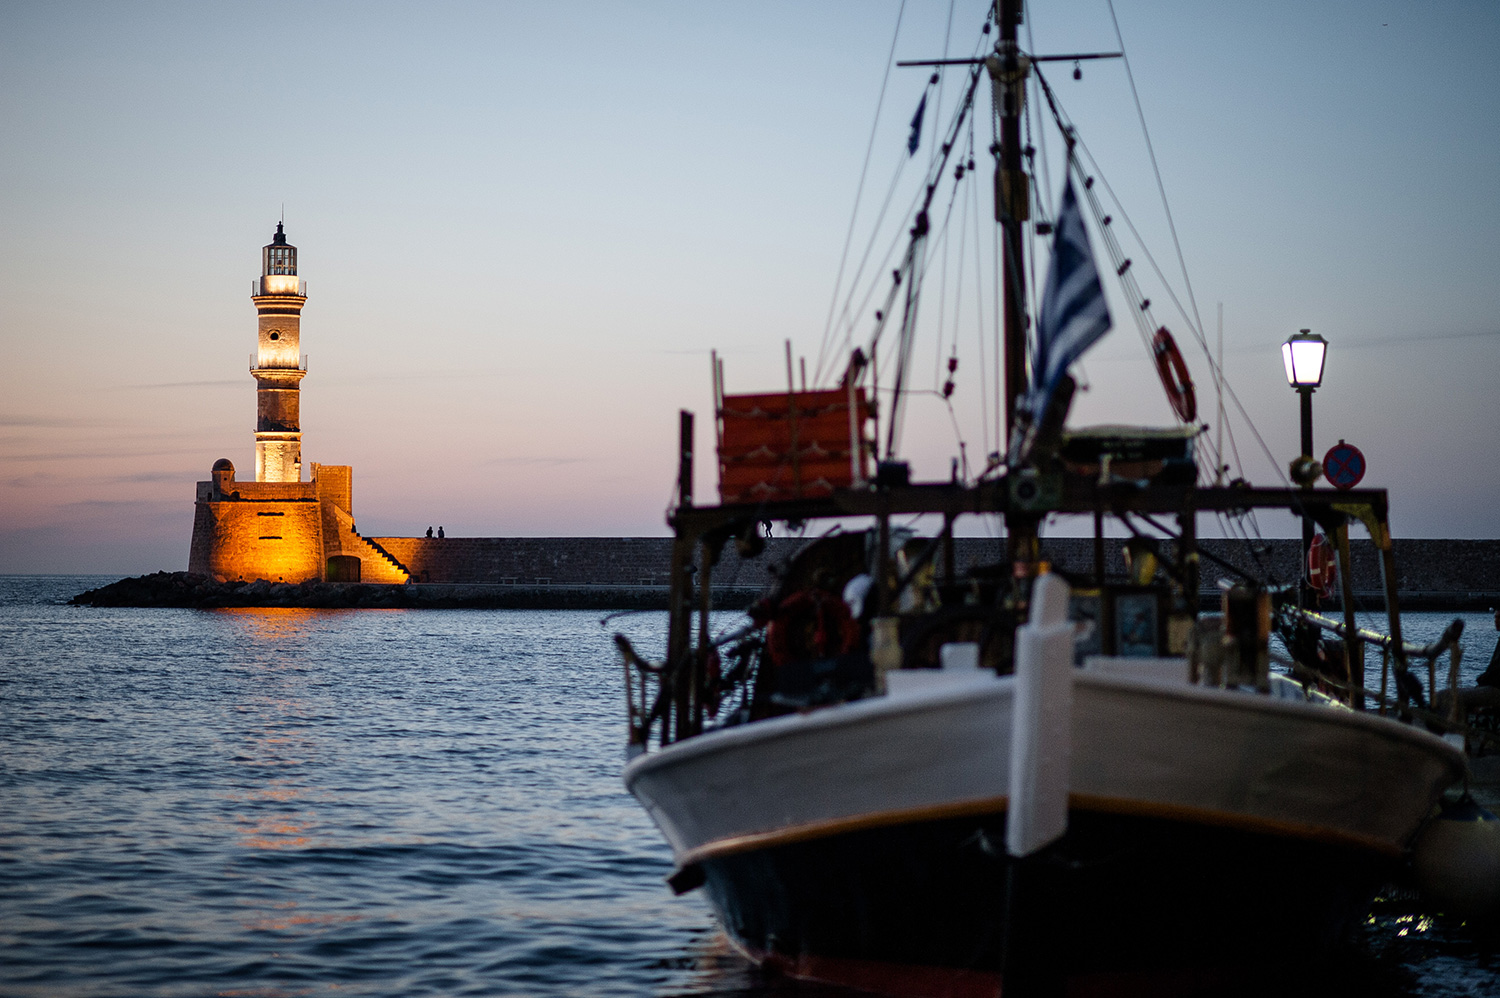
(1033, 179, 1111, 411)
(908, 92, 927, 156)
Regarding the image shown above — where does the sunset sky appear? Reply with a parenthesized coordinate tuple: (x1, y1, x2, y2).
(3, 1, 1498, 575)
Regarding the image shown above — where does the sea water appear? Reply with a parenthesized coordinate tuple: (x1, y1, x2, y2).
(1, 575, 1496, 997)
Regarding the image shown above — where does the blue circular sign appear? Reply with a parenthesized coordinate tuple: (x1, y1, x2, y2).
(1323, 440, 1366, 490)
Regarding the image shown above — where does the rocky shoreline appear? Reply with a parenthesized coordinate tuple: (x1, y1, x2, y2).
(68, 572, 756, 611)
(73, 573, 422, 609)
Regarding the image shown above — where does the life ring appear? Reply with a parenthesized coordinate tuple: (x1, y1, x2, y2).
(766, 590, 858, 667)
(1151, 326, 1196, 422)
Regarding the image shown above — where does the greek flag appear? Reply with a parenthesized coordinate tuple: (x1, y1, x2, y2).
(1032, 179, 1111, 411)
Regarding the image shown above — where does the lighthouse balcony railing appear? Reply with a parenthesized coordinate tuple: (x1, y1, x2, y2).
(250, 354, 309, 373)
(252, 278, 307, 297)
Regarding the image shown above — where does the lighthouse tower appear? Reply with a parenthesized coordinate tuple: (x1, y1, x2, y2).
(251, 222, 308, 482)
(189, 224, 411, 586)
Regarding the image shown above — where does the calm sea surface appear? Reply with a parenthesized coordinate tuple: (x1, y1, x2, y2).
(2, 575, 1497, 997)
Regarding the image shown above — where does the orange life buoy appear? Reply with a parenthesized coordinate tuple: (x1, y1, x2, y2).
(766, 590, 858, 667)
(1151, 326, 1197, 422)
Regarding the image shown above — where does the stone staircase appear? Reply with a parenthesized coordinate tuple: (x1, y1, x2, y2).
(356, 533, 411, 584)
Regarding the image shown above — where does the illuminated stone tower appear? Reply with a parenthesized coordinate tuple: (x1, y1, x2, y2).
(251, 222, 308, 482)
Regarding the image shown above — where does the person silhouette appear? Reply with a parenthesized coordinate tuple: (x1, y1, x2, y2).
(438, 526, 445, 539)
(426, 526, 433, 538)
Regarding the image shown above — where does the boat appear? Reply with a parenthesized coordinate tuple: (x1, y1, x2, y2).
(618, 4, 1467, 993)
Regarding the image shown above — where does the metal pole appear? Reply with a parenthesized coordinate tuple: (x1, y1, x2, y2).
(1333, 520, 1364, 709)
(696, 539, 714, 735)
(1299, 386, 1314, 606)
(1299, 387, 1314, 463)
(678, 410, 694, 508)
(665, 535, 692, 745)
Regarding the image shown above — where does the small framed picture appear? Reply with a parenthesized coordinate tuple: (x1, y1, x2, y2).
(1069, 590, 1103, 665)
(1114, 592, 1159, 657)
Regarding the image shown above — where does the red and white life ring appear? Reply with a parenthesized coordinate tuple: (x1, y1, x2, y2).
(1152, 326, 1197, 423)
(766, 589, 858, 667)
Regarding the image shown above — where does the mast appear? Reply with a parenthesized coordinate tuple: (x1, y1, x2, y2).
(992, 0, 1039, 567)
(995, 0, 1028, 444)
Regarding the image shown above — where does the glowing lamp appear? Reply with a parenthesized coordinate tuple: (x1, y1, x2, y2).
(261, 274, 302, 296)
(1281, 329, 1327, 389)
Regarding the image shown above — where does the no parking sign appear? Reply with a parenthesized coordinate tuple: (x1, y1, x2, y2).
(1322, 439, 1366, 491)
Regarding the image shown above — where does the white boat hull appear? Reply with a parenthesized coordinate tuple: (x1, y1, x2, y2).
(625, 673, 1464, 989)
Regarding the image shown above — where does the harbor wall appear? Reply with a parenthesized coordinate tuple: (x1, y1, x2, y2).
(368, 536, 1500, 609)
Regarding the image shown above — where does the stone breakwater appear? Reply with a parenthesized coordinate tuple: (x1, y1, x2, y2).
(73, 537, 1500, 610)
(69, 572, 744, 611)
(73, 573, 418, 609)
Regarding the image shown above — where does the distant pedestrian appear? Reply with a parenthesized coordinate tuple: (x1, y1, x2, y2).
(438, 526, 445, 539)
(426, 526, 433, 538)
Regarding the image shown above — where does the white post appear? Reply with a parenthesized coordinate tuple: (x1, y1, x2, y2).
(1007, 573, 1075, 857)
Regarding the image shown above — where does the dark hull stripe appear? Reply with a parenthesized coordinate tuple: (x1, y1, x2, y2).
(679, 792, 1399, 868)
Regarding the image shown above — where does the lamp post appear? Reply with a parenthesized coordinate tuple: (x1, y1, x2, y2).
(1282, 329, 1327, 603)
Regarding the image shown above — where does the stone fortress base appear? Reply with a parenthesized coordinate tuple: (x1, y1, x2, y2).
(187, 459, 407, 584)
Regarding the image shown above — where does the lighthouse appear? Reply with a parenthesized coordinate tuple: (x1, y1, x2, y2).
(188, 224, 411, 585)
(251, 222, 308, 482)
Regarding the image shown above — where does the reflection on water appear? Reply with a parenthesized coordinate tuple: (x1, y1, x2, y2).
(1, 577, 1497, 997)
(221, 610, 329, 855)
(226, 783, 318, 850)
(239, 899, 362, 933)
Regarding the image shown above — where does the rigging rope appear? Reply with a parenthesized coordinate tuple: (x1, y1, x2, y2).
(819, 19, 992, 386)
(970, 146, 994, 458)
(1106, 0, 1206, 340)
(1031, 75, 1296, 500)
(820, 153, 922, 383)
(1029, 68, 1260, 490)
(815, 0, 907, 382)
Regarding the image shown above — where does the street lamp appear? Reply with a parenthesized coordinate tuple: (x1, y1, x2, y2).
(1282, 328, 1327, 603)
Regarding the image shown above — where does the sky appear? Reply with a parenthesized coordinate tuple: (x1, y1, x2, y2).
(2, 1, 1498, 575)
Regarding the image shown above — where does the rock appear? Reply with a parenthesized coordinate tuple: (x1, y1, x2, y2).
(71, 572, 417, 610)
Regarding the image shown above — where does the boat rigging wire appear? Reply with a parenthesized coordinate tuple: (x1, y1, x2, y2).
(819, 19, 994, 385)
(820, 149, 922, 385)
(1027, 69, 1294, 504)
(1106, 0, 1206, 340)
(971, 141, 995, 458)
(885, 231, 930, 458)
(932, 173, 953, 390)
(1215, 303, 1226, 485)
(929, 0, 958, 172)
(930, 122, 973, 390)
(1021, 87, 1041, 387)
(1028, 71, 1301, 496)
(825, 59, 986, 457)
(828, 9, 1304, 497)
(1128, 510, 1268, 589)
(1023, 0, 1055, 231)
(882, 61, 987, 458)
(933, 116, 981, 394)
(816, 0, 907, 383)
